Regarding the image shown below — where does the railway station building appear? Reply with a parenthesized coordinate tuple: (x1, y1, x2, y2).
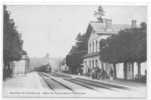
(82, 18, 147, 80)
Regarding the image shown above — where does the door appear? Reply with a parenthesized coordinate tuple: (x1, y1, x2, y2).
(127, 63, 133, 80)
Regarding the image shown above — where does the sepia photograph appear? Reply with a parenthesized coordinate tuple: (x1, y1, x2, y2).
(2, 5, 147, 98)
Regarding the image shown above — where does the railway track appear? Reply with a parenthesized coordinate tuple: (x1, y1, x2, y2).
(38, 72, 73, 92)
(65, 78, 97, 90)
(51, 72, 110, 91)
(38, 72, 130, 93)
(52, 72, 129, 91)
(75, 78, 129, 90)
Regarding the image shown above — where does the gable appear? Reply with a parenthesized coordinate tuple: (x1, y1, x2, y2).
(86, 21, 131, 45)
(89, 21, 130, 35)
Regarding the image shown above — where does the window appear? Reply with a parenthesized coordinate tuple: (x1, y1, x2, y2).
(89, 60, 92, 68)
(91, 42, 93, 53)
(96, 41, 97, 52)
(92, 60, 94, 68)
(97, 40, 100, 52)
(95, 60, 98, 67)
(88, 43, 90, 53)
(89, 43, 91, 53)
(93, 40, 96, 52)
(128, 66, 131, 72)
(92, 41, 94, 53)
(85, 61, 87, 66)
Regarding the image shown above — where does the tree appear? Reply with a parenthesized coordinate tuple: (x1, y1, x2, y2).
(66, 33, 87, 74)
(94, 6, 104, 22)
(3, 6, 26, 79)
(99, 22, 147, 79)
(132, 23, 146, 79)
(66, 53, 83, 74)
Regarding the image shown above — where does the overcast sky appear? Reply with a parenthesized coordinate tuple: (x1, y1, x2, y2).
(7, 5, 147, 58)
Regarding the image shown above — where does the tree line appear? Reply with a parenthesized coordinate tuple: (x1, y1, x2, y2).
(3, 6, 26, 80)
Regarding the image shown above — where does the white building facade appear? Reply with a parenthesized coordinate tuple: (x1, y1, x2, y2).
(83, 18, 125, 75)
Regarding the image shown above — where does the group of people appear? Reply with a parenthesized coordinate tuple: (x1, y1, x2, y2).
(87, 67, 114, 80)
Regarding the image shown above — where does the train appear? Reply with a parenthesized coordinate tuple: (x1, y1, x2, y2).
(33, 64, 52, 73)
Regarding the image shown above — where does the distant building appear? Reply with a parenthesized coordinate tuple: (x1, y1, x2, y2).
(12, 55, 30, 77)
(60, 64, 69, 72)
(83, 18, 146, 80)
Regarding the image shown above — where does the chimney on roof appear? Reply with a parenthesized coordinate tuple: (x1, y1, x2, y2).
(131, 20, 137, 28)
(104, 18, 112, 30)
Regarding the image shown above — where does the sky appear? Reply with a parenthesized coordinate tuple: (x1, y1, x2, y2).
(7, 5, 147, 58)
